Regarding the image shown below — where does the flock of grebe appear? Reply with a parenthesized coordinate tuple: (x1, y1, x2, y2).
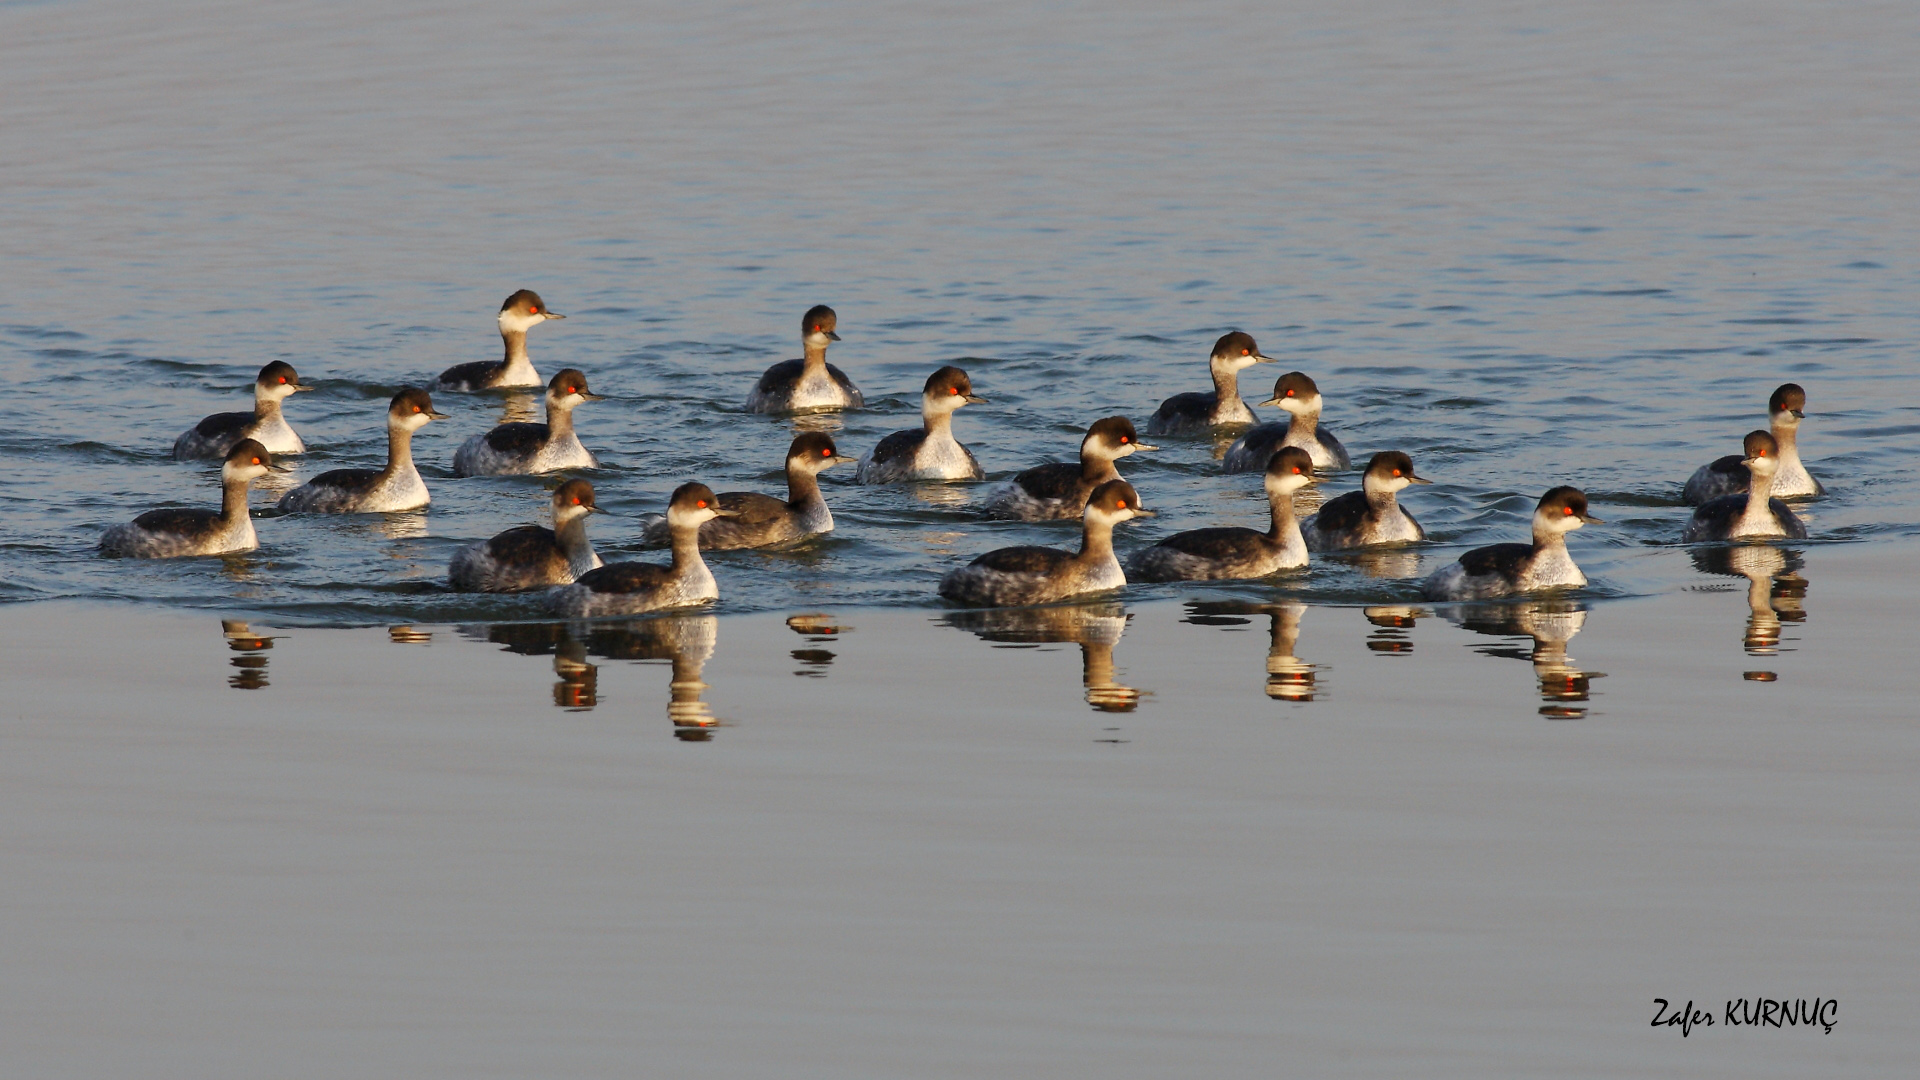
(105, 290, 1822, 613)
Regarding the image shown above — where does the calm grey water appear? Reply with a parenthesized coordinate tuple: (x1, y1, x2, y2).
(3, 1, 1917, 623)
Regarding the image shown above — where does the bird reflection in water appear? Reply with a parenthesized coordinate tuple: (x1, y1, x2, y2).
(1690, 545, 1808, 682)
(942, 602, 1142, 712)
(1363, 606, 1420, 655)
(1339, 548, 1425, 581)
(1434, 601, 1603, 718)
(221, 620, 275, 689)
(389, 626, 432, 645)
(786, 613, 849, 677)
(472, 616, 722, 738)
(1183, 600, 1324, 702)
(497, 389, 540, 426)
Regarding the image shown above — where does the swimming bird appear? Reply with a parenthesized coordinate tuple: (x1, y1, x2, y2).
(744, 304, 865, 414)
(101, 439, 283, 557)
(645, 433, 845, 549)
(547, 483, 737, 617)
(448, 479, 605, 592)
(433, 289, 565, 392)
(1682, 431, 1808, 542)
(1221, 371, 1351, 472)
(938, 479, 1150, 606)
(1682, 383, 1823, 503)
(451, 369, 603, 477)
(172, 361, 313, 459)
(1144, 331, 1275, 436)
(853, 366, 987, 483)
(981, 416, 1155, 521)
(1127, 447, 1317, 581)
(1421, 487, 1600, 601)
(1302, 451, 1430, 551)
(276, 389, 448, 513)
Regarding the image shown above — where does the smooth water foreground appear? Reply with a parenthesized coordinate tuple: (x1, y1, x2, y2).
(3, 0, 1919, 1074)
(4, 541, 1917, 1077)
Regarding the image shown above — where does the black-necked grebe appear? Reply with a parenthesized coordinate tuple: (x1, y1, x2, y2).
(981, 416, 1154, 521)
(1683, 383, 1823, 503)
(434, 289, 565, 392)
(451, 369, 603, 476)
(646, 433, 845, 549)
(854, 366, 987, 483)
(449, 479, 605, 592)
(744, 305, 865, 414)
(1421, 487, 1600, 601)
(939, 479, 1150, 606)
(1221, 370, 1350, 472)
(1144, 331, 1275, 436)
(102, 439, 284, 557)
(1128, 447, 1317, 581)
(277, 389, 448, 513)
(547, 483, 737, 617)
(1302, 451, 1430, 551)
(1682, 431, 1809, 542)
(173, 361, 313, 459)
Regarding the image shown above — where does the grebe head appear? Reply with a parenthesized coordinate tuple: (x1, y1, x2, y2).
(1086, 478, 1153, 526)
(665, 482, 739, 529)
(1742, 429, 1781, 477)
(256, 361, 313, 401)
(389, 388, 450, 431)
(1083, 416, 1155, 460)
(1208, 331, 1274, 374)
(546, 368, 605, 408)
(1257, 371, 1321, 416)
(787, 432, 844, 474)
(1263, 446, 1317, 497)
(802, 304, 840, 348)
(923, 365, 986, 414)
(222, 438, 285, 483)
(551, 478, 604, 525)
(1361, 450, 1431, 494)
(498, 289, 563, 334)
(1535, 486, 1600, 537)
(1769, 383, 1807, 428)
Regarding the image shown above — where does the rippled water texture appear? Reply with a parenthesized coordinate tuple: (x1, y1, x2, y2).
(2, 2, 1917, 622)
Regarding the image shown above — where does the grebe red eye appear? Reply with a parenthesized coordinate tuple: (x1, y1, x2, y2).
(571, 497, 580, 505)
(1292, 466, 1301, 474)
(1119, 435, 1129, 443)
(1564, 506, 1574, 516)
(567, 386, 577, 394)
(278, 376, 287, 383)
(1285, 389, 1294, 396)
(530, 306, 540, 314)
(1117, 500, 1127, 509)
(821, 448, 831, 456)
(413, 405, 421, 413)
(696, 500, 707, 508)
(1241, 348, 1250, 356)
(251, 457, 261, 465)
(950, 387, 959, 395)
